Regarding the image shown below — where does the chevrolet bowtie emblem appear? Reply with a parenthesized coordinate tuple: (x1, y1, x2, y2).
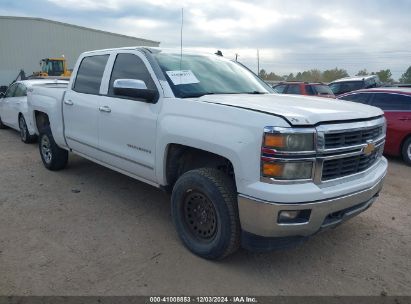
(363, 142, 376, 156)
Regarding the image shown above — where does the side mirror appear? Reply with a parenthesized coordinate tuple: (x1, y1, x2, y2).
(113, 79, 157, 103)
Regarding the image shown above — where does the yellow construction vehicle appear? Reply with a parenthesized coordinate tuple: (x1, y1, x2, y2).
(32, 57, 72, 78)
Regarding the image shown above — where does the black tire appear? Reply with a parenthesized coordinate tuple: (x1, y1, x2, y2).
(38, 126, 68, 171)
(18, 115, 36, 143)
(0, 116, 7, 129)
(402, 137, 411, 166)
(171, 168, 240, 260)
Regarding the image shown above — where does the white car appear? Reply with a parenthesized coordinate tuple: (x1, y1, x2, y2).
(0, 79, 68, 143)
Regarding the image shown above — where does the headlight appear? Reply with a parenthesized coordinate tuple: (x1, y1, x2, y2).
(264, 132, 314, 152)
(261, 127, 316, 181)
(262, 161, 313, 180)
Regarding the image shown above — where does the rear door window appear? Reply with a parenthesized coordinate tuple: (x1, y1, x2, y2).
(313, 85, 334, 96)
(73, 55, 109, 95)
(273, 84, 286, 93)
(339, 93, 371, 104)
(305, 85, 315, 95)
(285, 84, 301, 94)
(14, 84, 27, 97)
(5, 83, 18, 98)
(370, 93, 411, 110)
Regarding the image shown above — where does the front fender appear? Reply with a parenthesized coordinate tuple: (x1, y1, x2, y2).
(155, 99, 291, 193)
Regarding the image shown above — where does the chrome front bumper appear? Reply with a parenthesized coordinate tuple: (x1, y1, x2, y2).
(238, 175, 385, 238)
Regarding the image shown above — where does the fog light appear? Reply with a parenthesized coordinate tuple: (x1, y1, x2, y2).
(278, 209, 311, 224)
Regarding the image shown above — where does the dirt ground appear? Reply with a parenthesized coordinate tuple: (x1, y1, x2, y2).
(0, 128, 410, 296)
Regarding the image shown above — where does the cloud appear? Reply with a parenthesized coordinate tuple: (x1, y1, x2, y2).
(1, 0, 411, 79)
(320, 27, 363, 41)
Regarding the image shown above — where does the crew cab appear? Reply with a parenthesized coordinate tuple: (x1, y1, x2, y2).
(26, 47, 388, 259)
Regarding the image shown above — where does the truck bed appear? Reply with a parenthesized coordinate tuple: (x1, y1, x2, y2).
(27, 82, 69, 147)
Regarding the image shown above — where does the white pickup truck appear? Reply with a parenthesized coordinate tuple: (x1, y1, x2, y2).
(27, 47, 387, 259)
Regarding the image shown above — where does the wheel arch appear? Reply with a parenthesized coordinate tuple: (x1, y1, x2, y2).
(33, 110, 50, 133)
(400, 133, 411, 157)
(18, 112, 24, 125)
(162, 143, 237, 191)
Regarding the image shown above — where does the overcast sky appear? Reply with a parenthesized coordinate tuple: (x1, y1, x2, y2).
(1, 0, 411, 80)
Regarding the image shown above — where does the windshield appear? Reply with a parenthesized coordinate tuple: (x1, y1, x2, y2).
(329, 81, 364, 95)
(41, 60, 64, 76)
(154, 52, 273, 98)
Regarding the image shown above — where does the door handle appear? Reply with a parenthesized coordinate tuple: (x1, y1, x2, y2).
(399, 117, 411, 121)
(99, 106, 111, 113)
(64, 99, 74, 106)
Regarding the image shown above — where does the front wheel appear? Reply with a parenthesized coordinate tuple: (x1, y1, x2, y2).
(19, 115, 36, 143)
(0, 116, 7, 129)
(402, 137, 411, 166)
(171, 168, 240, 260)
(39, 126, 68, 170)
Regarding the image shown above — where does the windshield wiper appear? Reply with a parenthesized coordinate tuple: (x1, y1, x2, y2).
(180, 91, 268, 98)
(180, 92, 216, 98)
(243, 91, 268, 94)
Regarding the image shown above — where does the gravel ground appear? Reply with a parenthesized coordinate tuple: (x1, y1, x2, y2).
(0, 128, 410, 296)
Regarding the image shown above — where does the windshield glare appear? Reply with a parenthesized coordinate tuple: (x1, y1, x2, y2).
(313, 85, 334, 95)
(330, 81, 364, 95)
(154, 53, 273, 98)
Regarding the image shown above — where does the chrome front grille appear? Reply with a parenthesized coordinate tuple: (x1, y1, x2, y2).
(316, 117, 386, 183)
(324, 126, 383, 149)
(321, 145, 384, 181)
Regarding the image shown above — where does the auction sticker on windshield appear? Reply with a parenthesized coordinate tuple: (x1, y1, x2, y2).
(166, 70, 200, 85)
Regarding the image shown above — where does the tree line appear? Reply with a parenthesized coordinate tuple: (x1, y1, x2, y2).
(259, 66, 411, 84)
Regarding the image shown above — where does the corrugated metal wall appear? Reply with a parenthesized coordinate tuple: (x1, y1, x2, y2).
(0, 16, 160, 86)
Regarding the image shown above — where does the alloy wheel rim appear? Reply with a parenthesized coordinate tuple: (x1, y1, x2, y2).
(19, 117, 27, 141)
(41, 135, 52, 164)
(408, 143, 411, 160)
(183, 190, 217, 242)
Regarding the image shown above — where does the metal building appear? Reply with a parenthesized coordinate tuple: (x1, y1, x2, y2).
(0, 16, 160, 86)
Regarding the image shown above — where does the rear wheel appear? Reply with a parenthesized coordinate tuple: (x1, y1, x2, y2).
(402, 137, 411, 166)
(171, 168, 240, 260)
(39, 126, 68, 170)
(19, 115, 36, 143)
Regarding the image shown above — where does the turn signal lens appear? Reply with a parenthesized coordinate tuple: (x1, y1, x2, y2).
(262, 161, 313, 180)
(264, 134, 286, 148)
(263, 163, 284, 177)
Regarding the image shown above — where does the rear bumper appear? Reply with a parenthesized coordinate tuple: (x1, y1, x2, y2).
(238, 174, 385, 238)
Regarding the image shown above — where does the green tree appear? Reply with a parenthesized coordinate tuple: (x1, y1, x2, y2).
(301, 71, 311, 82)
(356, 69, 369, 76)
(309, 69, 322, 82)
(375, 69, 393, 83)
(399, 66, 411, 83)
(322, 68, 349, 82)
(259, 69, 267, 79)
(295, 72, 303, 81)
(286, 73, 295, 81)
(266, 72, 283, 81)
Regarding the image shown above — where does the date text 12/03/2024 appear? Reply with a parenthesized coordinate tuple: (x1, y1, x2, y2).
(149, 296, 258, 303)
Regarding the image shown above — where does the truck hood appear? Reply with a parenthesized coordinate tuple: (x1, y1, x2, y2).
(198, 94, 383, 126)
